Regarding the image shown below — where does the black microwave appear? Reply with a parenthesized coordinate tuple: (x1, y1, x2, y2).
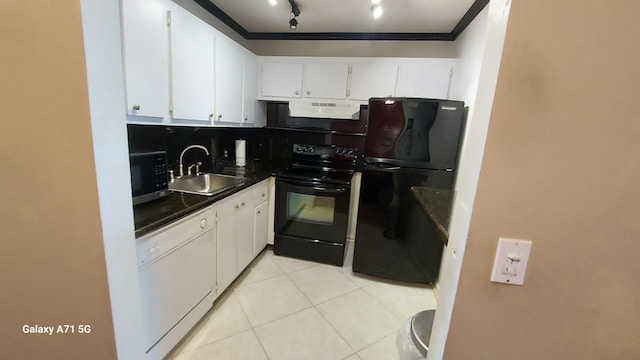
(130, 151, 169, 205)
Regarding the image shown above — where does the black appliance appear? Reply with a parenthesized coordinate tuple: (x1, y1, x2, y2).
(130, 151, 169, 205)
(274, 144, 358, 266)
(353, 98, 465, 283)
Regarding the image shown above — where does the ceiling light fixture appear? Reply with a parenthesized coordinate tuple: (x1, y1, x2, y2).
(371, 0, 383, 19)
(289, 14, 298, 30)
(371, 4, 383, 19)
(288, 0, 300, 30)
(269, 0, 277, 6)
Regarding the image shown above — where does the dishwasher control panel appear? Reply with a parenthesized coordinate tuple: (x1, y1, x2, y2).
(137, 207, 214, 266)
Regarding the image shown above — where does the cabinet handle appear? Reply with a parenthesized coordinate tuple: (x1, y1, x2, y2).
(235, 204, 239, 209)
(218, 114, 222, 120)
(306, 90, 311, 95)
(200, 218, 207, 229)
(295, 91, 299, 95)
(244, 117, 248, 122)
(257, 210, 261, 214)
(132, 104, 141, 111)
(209, 113, 214, 119)
(261, 193, 265, 197)
(241, 202, 245, 206)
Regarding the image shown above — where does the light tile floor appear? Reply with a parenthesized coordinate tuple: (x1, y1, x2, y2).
(167, 242, 437, 360)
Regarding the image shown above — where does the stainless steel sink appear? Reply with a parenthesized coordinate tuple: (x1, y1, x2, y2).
(168, 173, 245, 196)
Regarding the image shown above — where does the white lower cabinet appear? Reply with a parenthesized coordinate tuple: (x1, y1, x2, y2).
(254, 202, 268, 256)
(253, 180, 270, 255)
(214, 179, 269, 294)
(235, 191, 255, 272)
(215, 195, 238, 293)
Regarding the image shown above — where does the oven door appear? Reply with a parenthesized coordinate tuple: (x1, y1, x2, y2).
(275, 178, 351, 244)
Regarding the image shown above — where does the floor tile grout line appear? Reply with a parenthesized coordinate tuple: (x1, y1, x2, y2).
(249, 326, 272, 360)
(312, 298, 360, 357)
(230, 285, 274, 359)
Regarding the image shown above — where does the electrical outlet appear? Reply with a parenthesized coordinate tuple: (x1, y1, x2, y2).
(490, 238, 532, 285)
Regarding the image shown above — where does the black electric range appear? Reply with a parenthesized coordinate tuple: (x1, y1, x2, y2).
(273, 144, 359, 266)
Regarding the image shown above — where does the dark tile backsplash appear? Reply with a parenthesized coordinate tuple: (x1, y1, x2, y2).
(127, 109, 368, 176)
(127, 124, 273, 175)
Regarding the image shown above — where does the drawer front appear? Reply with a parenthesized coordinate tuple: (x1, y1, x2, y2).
(137, 206, 214, 265)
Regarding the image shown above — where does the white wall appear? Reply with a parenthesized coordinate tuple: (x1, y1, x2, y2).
(427, 1, 512, 359)
(80, 1, 145, 359)
(450, 8, 490, 108)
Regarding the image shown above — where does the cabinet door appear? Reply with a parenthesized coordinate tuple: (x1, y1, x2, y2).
(236, 192, 255, 272)
(261, 63, 303, 98)
(349, 64, 398, 101)
(242, 54, 258, 125)
(121, 0, 170, 118)
(254, 202, 268, 256)
(303, 63, 349, 99)
(395, 60, 454, 99)
(215, 38, 244, 124)
(216, 198, 238, 292)
(169, 7, 215, 121)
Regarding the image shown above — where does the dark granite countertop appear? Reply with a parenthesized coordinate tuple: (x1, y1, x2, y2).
(133, 171, 272, 238)
(410, 186, 454, 245)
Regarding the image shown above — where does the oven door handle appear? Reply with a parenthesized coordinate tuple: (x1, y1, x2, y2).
(276, 179, 349, 194)
(363, 162, 401, 172)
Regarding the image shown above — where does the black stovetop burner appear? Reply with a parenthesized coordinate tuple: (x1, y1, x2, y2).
(276, 144, 359, 185)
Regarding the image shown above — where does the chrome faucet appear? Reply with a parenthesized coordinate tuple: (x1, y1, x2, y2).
(179, 145, 210, 177)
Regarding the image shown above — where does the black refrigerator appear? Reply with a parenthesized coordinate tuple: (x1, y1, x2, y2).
(353, 97, 465, 284)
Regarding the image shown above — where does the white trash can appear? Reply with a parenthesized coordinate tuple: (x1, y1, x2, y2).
(396, 309, 435, 360)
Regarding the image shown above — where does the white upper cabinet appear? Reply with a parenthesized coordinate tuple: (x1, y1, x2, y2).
(302, 63, 349, 99)
(242, 54, 259, 125)
(169, 6, 215, 122)
(395, 60, 454, 99)
(261, 63, 303, 98)
(214, 38, 244, 124)
(260, 62, 349, 100)
(121, 0, 170, 118)
(349, 64, 398, 101)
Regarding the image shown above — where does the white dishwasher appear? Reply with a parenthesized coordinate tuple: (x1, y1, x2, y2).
(137, 207, 216, 359)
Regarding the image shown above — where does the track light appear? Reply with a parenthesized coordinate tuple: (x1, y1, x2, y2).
(371, 0, 383, 19)
(371, 4, 383, 19)
(288, 0, 300, 30)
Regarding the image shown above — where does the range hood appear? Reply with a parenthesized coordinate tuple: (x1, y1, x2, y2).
(288, 100, 361, 120)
